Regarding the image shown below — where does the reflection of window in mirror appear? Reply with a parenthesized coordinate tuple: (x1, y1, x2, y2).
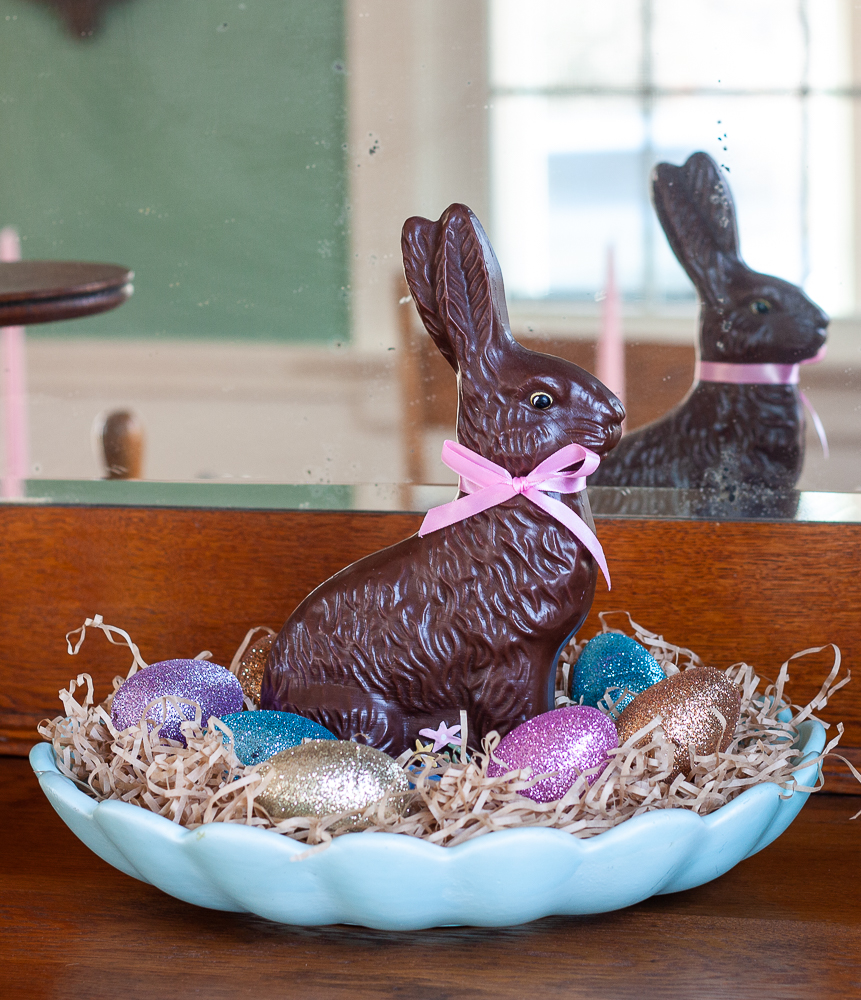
(487, 0, 856, 493)
(1, 0, 859, 496)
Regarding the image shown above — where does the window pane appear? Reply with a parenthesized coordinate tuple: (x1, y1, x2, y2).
(490, 95, 552, 298)
(548, 148, 644, 296)
(491, 96, 647, 298)
(805, 94, 854, 315)
(490, 0, 641, 90)
(807, 0, 852, 89)
(490, 0, 854, 316)
(653, 0, 804, 90)
(652, 95, 803, 283)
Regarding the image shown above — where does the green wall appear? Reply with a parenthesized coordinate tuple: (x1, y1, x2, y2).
(0, 0, 349, 342)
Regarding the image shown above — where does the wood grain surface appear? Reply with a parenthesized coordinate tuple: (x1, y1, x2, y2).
(0, 505, 858, 790)
(2, 756, 858, 1000)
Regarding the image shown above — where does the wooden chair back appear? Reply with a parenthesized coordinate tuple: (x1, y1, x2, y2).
(396, 287, 696, 483)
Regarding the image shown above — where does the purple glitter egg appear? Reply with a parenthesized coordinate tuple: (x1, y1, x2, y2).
(487, 706, 618, 803)
(111, 659, 244, 744)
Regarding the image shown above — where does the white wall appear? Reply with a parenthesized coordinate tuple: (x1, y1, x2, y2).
(346, 0, 490, 351)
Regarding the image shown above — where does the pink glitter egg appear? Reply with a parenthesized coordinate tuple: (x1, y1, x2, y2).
(487, 706, 618, 803)
(111, 659, 244, 744)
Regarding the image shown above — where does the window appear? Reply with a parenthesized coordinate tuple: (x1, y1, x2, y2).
(489, 0, 854, 316)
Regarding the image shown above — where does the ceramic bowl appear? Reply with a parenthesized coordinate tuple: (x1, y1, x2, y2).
(29, 718, 823, 930)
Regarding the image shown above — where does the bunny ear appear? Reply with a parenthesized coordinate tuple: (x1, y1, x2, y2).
(403, 205, 514, 375)
(402, 215, 458, 371)
(434, 204, 513, 370)
(652, 152, 740, 300)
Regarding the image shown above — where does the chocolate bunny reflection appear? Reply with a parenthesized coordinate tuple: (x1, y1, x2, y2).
(262, 204, 624, 755)
(589, 152, 828, 491)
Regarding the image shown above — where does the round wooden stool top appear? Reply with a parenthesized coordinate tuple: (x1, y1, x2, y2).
(0, 260, 133, 326)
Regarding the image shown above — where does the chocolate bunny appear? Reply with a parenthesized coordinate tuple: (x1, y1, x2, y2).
(590, 152, 828, 491)
(261, 204, 624, 754)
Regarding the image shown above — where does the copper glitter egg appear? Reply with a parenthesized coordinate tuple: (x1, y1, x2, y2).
(615, 666, 741, 779)
(256, 739, 410, 830)
(236, 632, 275, 704)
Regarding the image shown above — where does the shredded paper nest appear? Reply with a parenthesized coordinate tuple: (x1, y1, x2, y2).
(38, 613, 857, 854)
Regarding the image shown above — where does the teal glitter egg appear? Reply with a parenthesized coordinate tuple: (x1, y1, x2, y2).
(571, 633, 666, 712)
(219, 711, 336, 766)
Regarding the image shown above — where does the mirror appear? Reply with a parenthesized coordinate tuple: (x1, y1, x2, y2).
(0, 0, 859, 511)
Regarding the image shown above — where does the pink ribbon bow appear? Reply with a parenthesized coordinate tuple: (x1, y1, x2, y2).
(697, 345, 829, 457)
(418, 440, 610, 589)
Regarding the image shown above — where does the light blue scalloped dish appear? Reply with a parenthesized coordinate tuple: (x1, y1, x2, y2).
(29, 718, 824, 930)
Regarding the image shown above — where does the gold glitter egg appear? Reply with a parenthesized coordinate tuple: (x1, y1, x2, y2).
(615, 666, 741, 779)
(256, 739, 410, 829)
(236, 632, 275, 704)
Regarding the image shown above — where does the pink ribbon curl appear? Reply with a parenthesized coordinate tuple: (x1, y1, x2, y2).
(697, 344, 829, 458)
(418, 440, 610, 589)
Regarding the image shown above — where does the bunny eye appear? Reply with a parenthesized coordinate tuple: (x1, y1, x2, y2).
(530, 391, 554, 410)
(749, 299, 772, 315)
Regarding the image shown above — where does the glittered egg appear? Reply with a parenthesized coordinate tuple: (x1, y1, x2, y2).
(615, 666, 741, 778)
(487, 706, 619, 803)
(256, 740, 410, 828)
(111, 659, 244, 744)
(219, 710, 335, 766)
(571, 633, 666, 712)
(236, 632, 275, 705)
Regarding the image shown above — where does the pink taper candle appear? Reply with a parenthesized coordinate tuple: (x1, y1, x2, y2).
(596, 246, 626, 411)
(1, 226, 29, 499)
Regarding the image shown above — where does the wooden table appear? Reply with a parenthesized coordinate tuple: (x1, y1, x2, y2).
(2, 755, 858, 1000)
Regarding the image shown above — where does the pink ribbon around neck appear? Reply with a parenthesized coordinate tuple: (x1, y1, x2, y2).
(697, 344, 829, 458)
(418, 440, 611, 589)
